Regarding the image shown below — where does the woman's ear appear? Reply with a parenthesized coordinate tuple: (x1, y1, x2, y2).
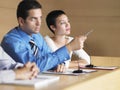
(18, 17, 25, 27)
(50, 25, 56, 31)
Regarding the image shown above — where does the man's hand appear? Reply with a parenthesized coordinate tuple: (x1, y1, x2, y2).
(14, 62, 39, 80)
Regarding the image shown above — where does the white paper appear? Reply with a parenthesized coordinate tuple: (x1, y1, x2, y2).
(1, 74, 59, 88)
(42, 69, 97, 76)
(81, 66, 118, 70)
(92, 66, 118, 70)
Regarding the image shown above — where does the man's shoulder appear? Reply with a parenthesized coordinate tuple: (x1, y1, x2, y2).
(1, 28, 26, 45)
(5, 27, 21, 38)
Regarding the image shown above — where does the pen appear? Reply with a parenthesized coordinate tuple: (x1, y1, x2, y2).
(84, 29, 94, 36)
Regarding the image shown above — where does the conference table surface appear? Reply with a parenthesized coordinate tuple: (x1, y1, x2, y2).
(0, 56, 120, 90)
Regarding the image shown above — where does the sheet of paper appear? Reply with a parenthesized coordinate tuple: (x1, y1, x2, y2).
(1, 75, 59, 88)
(42, 69, 97, 76)
(81, 66, 118, 70)
(92, 66, 118, 70)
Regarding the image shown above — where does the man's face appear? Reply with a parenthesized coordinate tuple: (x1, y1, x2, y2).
(20, 9, 42, 35)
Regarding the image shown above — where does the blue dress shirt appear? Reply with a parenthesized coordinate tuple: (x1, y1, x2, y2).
(1, 27, 70, 72)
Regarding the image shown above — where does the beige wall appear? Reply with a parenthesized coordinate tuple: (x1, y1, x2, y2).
(0, 0, 120, 57)
(0, 0, 20, 41)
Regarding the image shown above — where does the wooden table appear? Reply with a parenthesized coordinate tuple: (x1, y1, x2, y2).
(0, 56, 120, 90)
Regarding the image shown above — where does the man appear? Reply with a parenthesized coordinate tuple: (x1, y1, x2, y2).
(0, 46, 39, 82)
(1, 0, 86, 72)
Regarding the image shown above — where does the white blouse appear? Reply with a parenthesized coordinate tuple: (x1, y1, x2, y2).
(44, 36, 90, 68)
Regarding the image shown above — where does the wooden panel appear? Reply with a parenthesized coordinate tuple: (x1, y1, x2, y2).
(39, 0, 120, 57)
(0, 0, 20, 9)
(0, 0, 120, 56)
(0, 8, 17, 41)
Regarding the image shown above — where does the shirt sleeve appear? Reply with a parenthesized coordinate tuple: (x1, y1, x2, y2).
(35, 35, 70, 71)
(35, 45, 70, 71)
(44, 35, 71, 68)
(0, 70, 16, 83)
(1, 33, 70, 72)
(73, 49, 90, 64)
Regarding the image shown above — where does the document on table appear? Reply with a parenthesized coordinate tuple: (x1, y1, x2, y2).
(91, 66, 118, 70)
(81, 66, 118, 70)
(1, 74, 59, 88)
(42, 69, 97, 76)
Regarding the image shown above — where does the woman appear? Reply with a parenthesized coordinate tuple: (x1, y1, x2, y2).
(44, 10, 90, 71)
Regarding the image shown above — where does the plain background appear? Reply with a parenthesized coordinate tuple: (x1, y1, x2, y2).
(0, 0, 120, 57)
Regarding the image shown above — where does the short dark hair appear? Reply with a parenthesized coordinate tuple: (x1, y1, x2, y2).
(17, 0, 42, 20)
(46, 10, 66, 34)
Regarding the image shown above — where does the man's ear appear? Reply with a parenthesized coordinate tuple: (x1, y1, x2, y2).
(50, 25, 56, 31)
(18, 17, 25, 27)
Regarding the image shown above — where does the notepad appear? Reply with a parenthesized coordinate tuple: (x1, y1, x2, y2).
(81, 66, 118, 70)
(1, 74, 59, 88)
(42, 69, 97, 76)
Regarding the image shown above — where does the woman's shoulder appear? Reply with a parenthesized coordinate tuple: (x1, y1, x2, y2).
(44, 35, 57, 51)
(44, 35, 53, 41)
(44, 35, 55, 45)
(44, 35, 51, 39)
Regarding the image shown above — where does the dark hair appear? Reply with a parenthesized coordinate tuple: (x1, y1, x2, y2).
(17, 0, 42, 20)
(46, 10, 66, 34)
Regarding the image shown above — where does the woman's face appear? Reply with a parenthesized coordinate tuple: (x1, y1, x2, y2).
(53, 14, 71, 36)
